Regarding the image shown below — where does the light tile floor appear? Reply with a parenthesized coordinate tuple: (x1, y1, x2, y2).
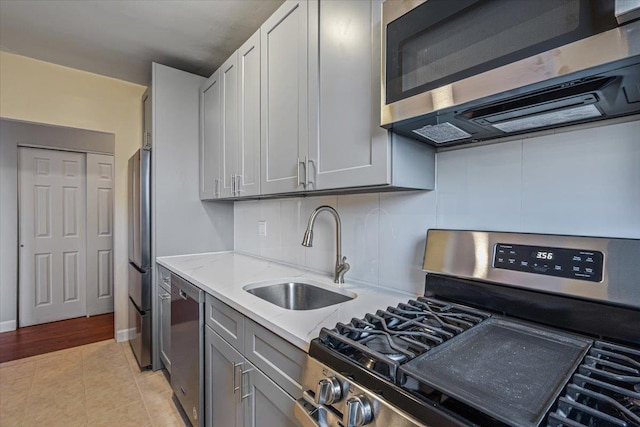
(0, 339, 188, 427)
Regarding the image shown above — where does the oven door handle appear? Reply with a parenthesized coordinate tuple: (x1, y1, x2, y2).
(294, 392, 342, 427)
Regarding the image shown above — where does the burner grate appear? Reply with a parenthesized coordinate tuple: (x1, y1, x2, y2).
(318, 297, 489, 383)
(547, 341, 640, 427)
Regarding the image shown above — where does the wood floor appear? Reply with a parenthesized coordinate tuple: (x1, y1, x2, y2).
(0, 313, 114, 363)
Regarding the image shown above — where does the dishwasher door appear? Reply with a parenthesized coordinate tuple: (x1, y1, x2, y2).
(170, 273, 204, 427)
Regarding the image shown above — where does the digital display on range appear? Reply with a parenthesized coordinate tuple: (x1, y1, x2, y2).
(493, 243, 604, 282)
(534, 251, 554, 260)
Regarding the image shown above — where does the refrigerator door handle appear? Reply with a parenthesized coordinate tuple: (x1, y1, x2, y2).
(128, 151, 142, 267)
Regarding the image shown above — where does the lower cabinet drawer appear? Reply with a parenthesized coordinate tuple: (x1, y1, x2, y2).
(205, 294, 245, 353)
(244, 318, 306, 399)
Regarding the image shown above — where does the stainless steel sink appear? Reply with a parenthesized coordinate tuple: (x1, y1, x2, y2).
(243, 281, 355, 310)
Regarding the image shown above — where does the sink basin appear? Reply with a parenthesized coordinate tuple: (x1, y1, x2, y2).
(243, 281, 355, 310)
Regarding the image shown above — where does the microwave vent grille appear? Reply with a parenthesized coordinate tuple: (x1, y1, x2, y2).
(490, 104, 603, 133)
(412, 122, 472, 144)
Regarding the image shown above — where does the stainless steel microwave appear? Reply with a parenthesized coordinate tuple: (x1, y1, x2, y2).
(381, 0, 640, 147)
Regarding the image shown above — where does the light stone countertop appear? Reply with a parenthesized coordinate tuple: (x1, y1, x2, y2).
(156, 251, 417, 352)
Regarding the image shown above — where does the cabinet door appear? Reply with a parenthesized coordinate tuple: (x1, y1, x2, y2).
(308, 0, 389, 190)
(220, 54, 239, 198)
(261, 0, 309, 195)
(158, 283, 171, 373)
(243, 360, 299, 427)
(205, 326, 244, 427)
(200, 70, 222, 199)
(237, 30, 261, 197)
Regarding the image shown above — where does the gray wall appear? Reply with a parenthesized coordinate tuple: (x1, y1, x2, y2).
(234, 119, 640, 295)
(151, 63, 234, 258)
(0, 123, 18, 331)
(0, 119, 115, 331)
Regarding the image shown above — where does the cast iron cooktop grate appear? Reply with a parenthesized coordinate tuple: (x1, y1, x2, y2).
(547, 341, 640, 427)
(318, 296, 489, 383)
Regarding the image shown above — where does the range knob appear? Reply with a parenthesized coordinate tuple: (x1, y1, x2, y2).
(315, 377, 342, 405)
(343, 395, 373, 427)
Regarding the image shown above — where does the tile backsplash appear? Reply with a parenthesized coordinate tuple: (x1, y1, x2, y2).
(235, 120, 640, 295)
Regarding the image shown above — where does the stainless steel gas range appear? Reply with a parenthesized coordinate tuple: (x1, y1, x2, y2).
(294, 230, 640, 427)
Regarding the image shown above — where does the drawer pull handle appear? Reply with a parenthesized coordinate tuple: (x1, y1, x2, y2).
(241, 368, 254, 400)
(232, 362, 242, 393)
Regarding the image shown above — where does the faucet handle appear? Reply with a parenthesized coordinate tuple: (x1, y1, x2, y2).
(338, 256, 350, 274)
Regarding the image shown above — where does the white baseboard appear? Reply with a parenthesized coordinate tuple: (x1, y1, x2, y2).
(0, 320, 17, 333)
(116, 327, 136, 342)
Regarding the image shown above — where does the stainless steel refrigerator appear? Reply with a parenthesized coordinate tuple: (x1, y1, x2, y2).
(128, 148, 152, 368)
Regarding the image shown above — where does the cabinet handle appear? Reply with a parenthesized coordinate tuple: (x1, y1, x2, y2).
(214, 179, 220, 197)
(235, 175, 241, 195)
(179, 290, 188, 300)
(297, 157, 306, 189)
(231, 174, 236, 195)
(232, 362, 243, 393)
(305, 157, 317, 188)
(307, 158, 316, 188)
(159, 293, 171, 300)
(241, 367, 254, 400)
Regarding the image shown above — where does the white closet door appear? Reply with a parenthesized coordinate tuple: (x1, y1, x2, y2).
(19, 147, 87, 327)
(86, 154, 114, 315)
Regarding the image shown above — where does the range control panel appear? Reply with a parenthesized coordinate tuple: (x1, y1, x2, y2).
(493, 243, 604, 282)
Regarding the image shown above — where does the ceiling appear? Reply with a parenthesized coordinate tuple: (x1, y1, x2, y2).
(0, 0, 284, 86)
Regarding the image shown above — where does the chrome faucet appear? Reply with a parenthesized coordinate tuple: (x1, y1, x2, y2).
(302, 205, 350, 284)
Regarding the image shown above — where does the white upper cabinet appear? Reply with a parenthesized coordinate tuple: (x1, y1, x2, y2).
(307, 0, 389, 190)
(306, 0, 433, 191)
(201, 31, 261, 200)
(237, 30, 261, 197)
(220, 54, 239, 198)
(260, 0, 309, 195)
(200, 70, 222, 199)
(201, 0, 434, 199)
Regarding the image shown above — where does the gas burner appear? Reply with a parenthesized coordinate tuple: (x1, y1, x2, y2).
(548, 341, 640, 426)
(361, 335, 410, 362)
(318, 297, 490, 383)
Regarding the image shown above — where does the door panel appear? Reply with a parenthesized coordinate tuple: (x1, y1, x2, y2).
(87, 153, 115, 315)
(308, 0, 389, 190)
(19, 147, 86, 327)
(200, 71, 222, 199)
(238, 30, 261, 197)
(221, 54, 239, 198)
(261, 0, 308, 194)
(62, 251, 79, 302)
(205, 327, 243, 427)
(128, 297, 151, 367)
(128, 151, 141, 266)
(243, 361, 298, 427)
(34, 253, 52, 306)
(158, 279, 172, 373)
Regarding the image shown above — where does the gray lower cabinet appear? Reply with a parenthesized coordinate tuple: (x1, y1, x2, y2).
(243, 362, 299, 427)
(204, 294, 304, 427)
(157, 266, 172, 373)
(205, 326, 243, 427)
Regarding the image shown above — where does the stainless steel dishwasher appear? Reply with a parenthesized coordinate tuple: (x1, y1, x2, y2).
(170, 273, 204, 427)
